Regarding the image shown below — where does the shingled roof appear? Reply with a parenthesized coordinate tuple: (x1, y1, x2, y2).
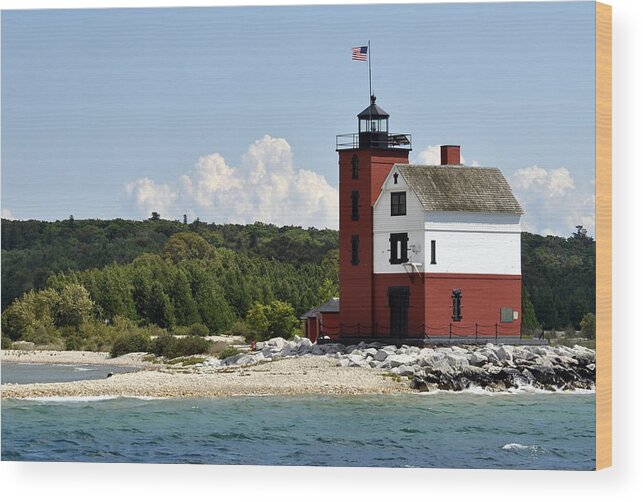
(300, 298, 340, 320)
(395, 165, 523, 215)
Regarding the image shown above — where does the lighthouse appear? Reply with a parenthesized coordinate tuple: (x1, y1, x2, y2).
(335, 96, 412, 336)
(303, 96, 523, 343)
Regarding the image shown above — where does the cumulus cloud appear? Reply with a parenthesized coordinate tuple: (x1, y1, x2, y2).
(124, 135, 339, 229)
(1, 208, 15, 220)
(415, 144, 478, 167)
(510, 165, 594, 237)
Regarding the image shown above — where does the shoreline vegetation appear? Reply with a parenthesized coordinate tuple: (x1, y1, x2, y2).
(1, 336, 595, 399)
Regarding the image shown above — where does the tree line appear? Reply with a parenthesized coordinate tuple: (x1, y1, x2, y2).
(1, 218, 594, 345)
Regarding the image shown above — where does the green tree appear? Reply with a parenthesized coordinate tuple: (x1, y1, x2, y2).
(580, 312, 596, 339)
(245, 300, 299, 341)
(521, 285, 539, 333)
(162, 232, 216, 263)
(53, 284, 95, 328)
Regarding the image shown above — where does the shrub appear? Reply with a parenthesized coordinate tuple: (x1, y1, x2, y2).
(218, 346, 240, 360)
(110, 331, 151, 358)
(188, 323, 209, 337)
(225, 321, 256, 343)
(150, 335, 211, 359)
(245, 301, 299, 341)
(1, 336, 13, 349)
(580, 313, 596, 339)
(564, 325, 576, 338)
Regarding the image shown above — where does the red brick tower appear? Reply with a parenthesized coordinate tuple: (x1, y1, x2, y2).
(335, 96, 411, 336)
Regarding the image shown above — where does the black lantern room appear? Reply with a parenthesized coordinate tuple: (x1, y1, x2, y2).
(357, 95, 389, 148)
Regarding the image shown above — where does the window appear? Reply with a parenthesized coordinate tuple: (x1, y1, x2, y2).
(351, 155, 359, 180)
(351, 191, 360, 221)
(430, 240, 437, 264)
(351, 235, 360, 265)
(389, 233, 409, 264)
(391, 192, 406, 216)
(452, 289, 462, 322)
(393, 173, 399, 184)
(500, 307, 513, 323)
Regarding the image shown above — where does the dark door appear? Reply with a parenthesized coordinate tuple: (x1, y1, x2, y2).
(388, 286, 410, 337)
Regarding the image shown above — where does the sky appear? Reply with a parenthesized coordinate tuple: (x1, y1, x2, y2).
(1, 1, 596, 236)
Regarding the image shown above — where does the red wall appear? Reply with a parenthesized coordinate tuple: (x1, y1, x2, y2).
(368, 273, 522, 337)
(424, 273, 522, 337)
(338, 148, 409, 330)
(372, 273, 426, 336)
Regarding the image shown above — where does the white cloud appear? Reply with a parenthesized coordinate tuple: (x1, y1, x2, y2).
(124, 135, 339, 229)
(1, 208, 15, 220)
(125, 178, 177, 218)
(510, 165, 594, 237)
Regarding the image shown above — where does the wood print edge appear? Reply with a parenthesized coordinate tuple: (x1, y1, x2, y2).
(595, 0, 612, 471)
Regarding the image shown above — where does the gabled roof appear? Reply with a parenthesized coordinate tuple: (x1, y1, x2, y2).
(300, 298, 340, 319)
(395, 165, 523, 215)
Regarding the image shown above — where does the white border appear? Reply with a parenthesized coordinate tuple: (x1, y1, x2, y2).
(1, 1, 640, 501)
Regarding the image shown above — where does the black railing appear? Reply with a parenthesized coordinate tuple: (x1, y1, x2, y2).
(319, 321, 520, 340)
(336, 133, 412, 151)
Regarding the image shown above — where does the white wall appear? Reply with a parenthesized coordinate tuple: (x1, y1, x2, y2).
(373, 166, 522, 275)
(373, 166, 426, 274)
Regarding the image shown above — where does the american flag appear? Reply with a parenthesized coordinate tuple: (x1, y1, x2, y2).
(352, 46, 368, 61)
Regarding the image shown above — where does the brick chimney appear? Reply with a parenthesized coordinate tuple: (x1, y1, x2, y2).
(440, 145, 461, 165)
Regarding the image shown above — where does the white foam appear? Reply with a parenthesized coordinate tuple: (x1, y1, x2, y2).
(17, 395, 120, 403)
(418, 384, 595, 396)
(502, 443, 536, 451)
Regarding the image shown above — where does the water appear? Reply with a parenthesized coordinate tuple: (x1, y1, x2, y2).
(1, 391, 595, 469)
(1, 362, 138, 384)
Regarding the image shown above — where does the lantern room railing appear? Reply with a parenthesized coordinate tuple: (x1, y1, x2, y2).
(336, 132, 412, 151)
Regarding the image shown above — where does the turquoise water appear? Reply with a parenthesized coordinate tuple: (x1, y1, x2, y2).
(2, 391, 595, 469)
(1, 362, 137, 384)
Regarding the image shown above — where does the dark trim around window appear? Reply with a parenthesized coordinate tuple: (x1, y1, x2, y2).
(351, 155, 359, 180)
(351, 235, 360, 266)
(351, 190, 360, 221)
(389, 233, 409, 264)
(391, 191, 406, 216)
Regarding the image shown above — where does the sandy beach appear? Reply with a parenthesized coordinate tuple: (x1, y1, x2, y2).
(1, 352, 412, 398)
(2, 349, 151, 367)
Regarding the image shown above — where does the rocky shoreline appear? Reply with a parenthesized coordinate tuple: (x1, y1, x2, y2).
(215, 336, 596, 393)
(1, 337, 595, 398)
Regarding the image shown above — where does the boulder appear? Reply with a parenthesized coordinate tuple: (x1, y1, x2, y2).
(496, 345, 514, 362)
(337, 358, 350, 367)
(392, 364, 415, 377)
(373, 349, 391, 362)
(446, 353, 470, 368)
(236, 354, 258, 366)
(388, 354, 417, 368)
(468, 352, 488, 366)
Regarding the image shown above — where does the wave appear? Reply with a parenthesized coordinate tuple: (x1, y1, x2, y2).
(502, 443, 547, 454)
(418, 384, 595, 396)
(16, 395, 121, 403)
(13, 395, 169, 403)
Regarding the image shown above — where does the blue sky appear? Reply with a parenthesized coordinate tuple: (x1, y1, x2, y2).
(1, 2, 596, 236)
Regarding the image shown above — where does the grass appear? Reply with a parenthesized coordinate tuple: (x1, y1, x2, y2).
(550, 337, 596, 350)
(382, 372, 403, 383)
(166, 356, 207, 366)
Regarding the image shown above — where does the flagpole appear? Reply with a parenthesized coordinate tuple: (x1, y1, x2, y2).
(368, 40, 372, 99)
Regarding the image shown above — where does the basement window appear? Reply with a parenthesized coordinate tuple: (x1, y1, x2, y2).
(452, 289, 462, 322)
(351, 191, 360, 221)
(351, 235, 360, 265)
(391, 192, 406, 216)
(389, 233, 409, 264)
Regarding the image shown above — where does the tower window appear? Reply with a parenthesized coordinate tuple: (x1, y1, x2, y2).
(452, 289, 462, 322)
(351, 235, 360, 266)
(351, 191, 360, 221)
(389, 233, 409, 264)
(391, 192, 406, 216)
(430, 240, 437, 264)
(351, 155, 359, 180)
